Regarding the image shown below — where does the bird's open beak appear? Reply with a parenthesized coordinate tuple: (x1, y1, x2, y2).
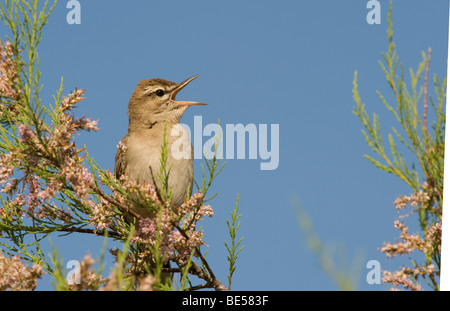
(171, 75, 207, 108)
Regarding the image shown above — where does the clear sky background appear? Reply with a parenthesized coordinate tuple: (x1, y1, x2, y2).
(1, 0, 449, 290)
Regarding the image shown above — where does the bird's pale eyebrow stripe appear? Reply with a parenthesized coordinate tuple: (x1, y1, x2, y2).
(143, 86, 158, 95)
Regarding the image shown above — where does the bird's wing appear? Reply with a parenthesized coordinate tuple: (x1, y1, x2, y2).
(114, 135, 128, 180)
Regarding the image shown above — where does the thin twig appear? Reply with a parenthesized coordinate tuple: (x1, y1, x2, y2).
(185, 262, 226, 291)
(56, 227, 122, 238)
(187, 283, 214, 291)
(423, 47, 431, 137)
(161, 267, 182, 273)
(172, 222, 227, 291)
(91, 186, 142, 220)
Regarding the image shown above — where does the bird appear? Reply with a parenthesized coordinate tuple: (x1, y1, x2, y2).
(114, 75, 206, 220)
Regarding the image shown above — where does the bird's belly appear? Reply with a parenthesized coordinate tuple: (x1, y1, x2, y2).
(126, 137, 193, 207)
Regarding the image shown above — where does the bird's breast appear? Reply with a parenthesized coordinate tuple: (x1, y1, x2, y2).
(125, 124, 194, 206)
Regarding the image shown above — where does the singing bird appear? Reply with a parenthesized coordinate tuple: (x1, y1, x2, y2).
(114, 75, 206, 219)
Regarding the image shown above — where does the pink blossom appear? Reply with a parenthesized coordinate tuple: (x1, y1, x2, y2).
(59, 158, 94, 199)
(37, 179, 63, 201)
(61, 88, 86, 111)
(68, 254, 104, 291)
(117, 140, 127, 152)
(0, 153, 15, 187)
(86, 200, 115, 231)
(0, 253, 44, 291)
(137, 218, 156, 238)
(382, 182, 441, 290)
(382, 270, 423, 291)
(18, 124, 37, 144)
(0, 41, 20, 100)
(26, 175, 41, 213)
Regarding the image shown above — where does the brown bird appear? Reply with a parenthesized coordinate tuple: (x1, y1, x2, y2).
(114, 75, 206, 219)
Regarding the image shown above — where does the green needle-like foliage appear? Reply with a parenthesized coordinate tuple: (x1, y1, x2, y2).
(223, 194, 244, 290)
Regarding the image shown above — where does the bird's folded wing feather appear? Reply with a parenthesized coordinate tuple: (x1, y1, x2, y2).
(114, 136, 128, 179)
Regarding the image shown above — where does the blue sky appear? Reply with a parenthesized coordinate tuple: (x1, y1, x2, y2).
(1, 0, 449, 290)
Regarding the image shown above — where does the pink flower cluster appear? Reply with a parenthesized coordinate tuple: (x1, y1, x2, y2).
(0, 252, 43, 291)
(88, 170, 162, 233)
(84, 197, 116, 232)
(0, 41, 20, 101)
(381, 183, 441, 290)
(382, 269, 425, 291)
(382, 263, 437, 291)
(393, 191, 430, 211)
(67, 254, 104, 291)
(381, 220, 441, 259)
(112, 170, 163, 207)
(0, 87, 99, 227)
(132, 190, 214, 266)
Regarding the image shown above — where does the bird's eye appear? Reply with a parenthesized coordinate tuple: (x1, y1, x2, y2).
(155, 89, 165, 97)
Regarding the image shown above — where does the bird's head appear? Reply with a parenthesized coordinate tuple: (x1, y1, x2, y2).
(128, 75, 206, 127)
